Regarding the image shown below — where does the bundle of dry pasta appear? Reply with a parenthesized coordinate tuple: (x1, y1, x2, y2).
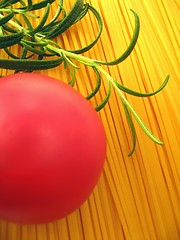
(0, 0, 179, 239)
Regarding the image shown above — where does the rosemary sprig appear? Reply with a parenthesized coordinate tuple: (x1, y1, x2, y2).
(0, 0, 169, 155)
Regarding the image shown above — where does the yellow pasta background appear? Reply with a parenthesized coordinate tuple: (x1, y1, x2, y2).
(0, 0, 179, 239)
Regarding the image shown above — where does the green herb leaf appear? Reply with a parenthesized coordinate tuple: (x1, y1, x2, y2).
(73, 3, 89, 24)
(122, 101, 137, 156)
(86, 67, 101, 100)
(20, 40, 46, 55)
(0, 31, 24, 48)
(30, 3, 50, 34)
(21, 13, 33, 31)
(18, 0, 55, 11)
(27, 0, 33, 10)
(115, 75, 170, 97)
(30, 0, 55, 11)
(46, 0, 84, 38)
(2, 23, 17, 33)
(39, 0, 64, 32)
(95, 83, 112, 111)
(121, 95, 163, 145)
(0, 57, 63, 71)
(4, 47, 20, 59)
(95, 9, 140, 65)
(68, 67, 76, 87)
(69, 4, 103, 54)
(0, 12, 14, 26)
(21, 39, 48, 47)
(0, 0, 20, 8)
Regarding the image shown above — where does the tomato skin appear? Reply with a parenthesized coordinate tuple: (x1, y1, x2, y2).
(0, 73, 106, 224)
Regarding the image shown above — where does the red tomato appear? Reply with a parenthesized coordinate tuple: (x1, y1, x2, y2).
(0, 73, 106, 224)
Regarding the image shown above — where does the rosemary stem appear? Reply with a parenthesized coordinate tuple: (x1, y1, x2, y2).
(47, 44, 97, 66)
(45, 44, 163, 145)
